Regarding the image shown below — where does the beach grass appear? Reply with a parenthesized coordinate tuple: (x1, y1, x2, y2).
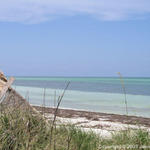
(0, 107, 49, 150)
(100, 129, 150, 149)
(0, 105, 150, 150)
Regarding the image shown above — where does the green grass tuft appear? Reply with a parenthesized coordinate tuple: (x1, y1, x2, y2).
(0, 105, 150, 150)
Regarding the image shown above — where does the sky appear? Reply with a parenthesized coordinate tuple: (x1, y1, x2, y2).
(0, 0, 150, 77)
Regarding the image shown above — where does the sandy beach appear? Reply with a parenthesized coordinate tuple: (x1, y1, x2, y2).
(34, 106, 150, 137)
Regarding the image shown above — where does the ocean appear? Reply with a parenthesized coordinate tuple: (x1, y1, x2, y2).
(12, 77, 150, 118)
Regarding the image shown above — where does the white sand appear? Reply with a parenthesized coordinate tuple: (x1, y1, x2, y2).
(44, 113, 150, 138)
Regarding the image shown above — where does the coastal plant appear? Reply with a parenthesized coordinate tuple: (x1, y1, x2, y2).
(118, 72, 128, 116)
(53, 124, 99, 150)
(134, 128, 150, 147)
(0, 106, 50, 150)
(49, 81, 70, 149)
(70, 127, 98, 150)
(99, 128, 150, 150)
(1, 103, 150, 150)
(42, 88, 46, 117)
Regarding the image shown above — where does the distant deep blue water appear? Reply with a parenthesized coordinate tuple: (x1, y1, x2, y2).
(13, 77, 150, 118)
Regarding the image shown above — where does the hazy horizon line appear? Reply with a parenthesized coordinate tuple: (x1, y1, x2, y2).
(7, 75, 150, 78)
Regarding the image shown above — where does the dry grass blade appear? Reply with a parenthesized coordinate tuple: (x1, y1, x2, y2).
(50, 81, 70, 149)
(42, 88, 46, 117)
(118, 72, 128, 116)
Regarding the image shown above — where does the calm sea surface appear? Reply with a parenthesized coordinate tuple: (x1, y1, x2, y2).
(13, 77, 150, 118)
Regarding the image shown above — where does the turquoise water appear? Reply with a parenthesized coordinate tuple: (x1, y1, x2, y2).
(13, 77, 150, 118)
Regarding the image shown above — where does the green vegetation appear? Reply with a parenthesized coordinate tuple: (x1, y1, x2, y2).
(0, 105, 150, 150)
(0, 107, 49, 150)
(100, 129, 150, 150)
(0, 105, 100, 150)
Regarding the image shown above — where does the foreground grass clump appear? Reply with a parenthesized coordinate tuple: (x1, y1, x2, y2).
(0, 106, 150, 150)
(55, 125, 99, 150)
(0, 106, 99, 150)
(0, 108, 50, 150)
(100, 129, 150, 150)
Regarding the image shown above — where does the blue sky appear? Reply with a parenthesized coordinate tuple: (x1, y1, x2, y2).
(0, 0, 150, 77)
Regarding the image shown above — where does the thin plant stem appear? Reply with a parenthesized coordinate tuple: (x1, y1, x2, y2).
(42, 88, 46, 117)
(50, 82, 70, 149)
(54, 91, 56, 108)
(118, 72, 128, 116)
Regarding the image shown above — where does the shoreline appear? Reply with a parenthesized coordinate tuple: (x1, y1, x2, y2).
(33, 105, 150, 127)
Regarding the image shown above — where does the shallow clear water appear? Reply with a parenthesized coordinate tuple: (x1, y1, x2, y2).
(13, 77, 150, 118)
